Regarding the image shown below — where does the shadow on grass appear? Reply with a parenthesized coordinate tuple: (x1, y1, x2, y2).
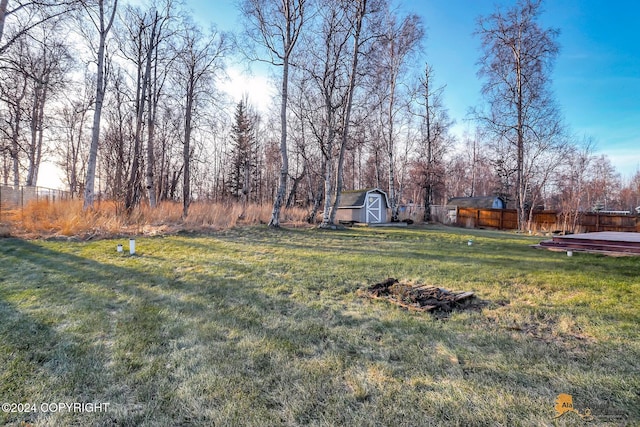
(1, 235, 638, 425)
(2, 238, 446, 424)
(0, 239, 183, 424)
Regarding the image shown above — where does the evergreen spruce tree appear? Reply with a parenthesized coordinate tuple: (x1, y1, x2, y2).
(228, 98, 257, 211)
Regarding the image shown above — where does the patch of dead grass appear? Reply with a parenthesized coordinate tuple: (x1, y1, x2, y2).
(4, 199, 313, 239)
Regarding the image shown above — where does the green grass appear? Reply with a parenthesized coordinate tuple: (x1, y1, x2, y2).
(0, 225, 638, 426)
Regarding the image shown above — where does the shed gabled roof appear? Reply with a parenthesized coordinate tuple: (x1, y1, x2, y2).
(447, 196, 505, 209)
(338, 188, 389, 209)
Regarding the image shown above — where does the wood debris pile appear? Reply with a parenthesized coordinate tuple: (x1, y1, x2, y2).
(362, 278, 476, 313)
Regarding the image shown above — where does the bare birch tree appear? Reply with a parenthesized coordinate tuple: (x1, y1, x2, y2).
(299, 0, 351, 228)
(55, 77, 94, 197)
(0, 43, 28, 187)
(374, 10, 422, 221)
(241, 0, 307, 228)
(144, 3, 176, 209)
(81, 0, 117, 210)
(554, 137, 593, 232)
(121, 0, 175, 210)
(173, 20, 227, 218)
(475, 0, 561, 230)
(0, 0, 79, 56)
(99, 65, 133, 200)
(23, 21, 71, 186)
(412, 63, 452, 220)
(328, 0, 371, 225)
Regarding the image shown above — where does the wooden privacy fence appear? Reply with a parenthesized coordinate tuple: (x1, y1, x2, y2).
(451, 207, 640, 233)
(578, 211, 639, 232)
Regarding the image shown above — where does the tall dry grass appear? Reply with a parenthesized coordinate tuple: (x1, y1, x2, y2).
(7, 199, 313, 239)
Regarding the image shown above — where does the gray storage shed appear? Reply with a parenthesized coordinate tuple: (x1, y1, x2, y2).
(336, 188, 390, 224)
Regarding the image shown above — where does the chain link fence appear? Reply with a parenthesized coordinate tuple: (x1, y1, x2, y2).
(0, 185, 72, 222)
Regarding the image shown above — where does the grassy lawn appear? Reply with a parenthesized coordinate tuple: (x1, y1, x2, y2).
(0, 225, 638, 426)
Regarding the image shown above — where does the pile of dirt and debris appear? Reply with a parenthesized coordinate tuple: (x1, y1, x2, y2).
(361, 278, 477, 313)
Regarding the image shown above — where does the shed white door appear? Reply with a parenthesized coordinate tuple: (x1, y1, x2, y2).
(366, 194, 382, 223)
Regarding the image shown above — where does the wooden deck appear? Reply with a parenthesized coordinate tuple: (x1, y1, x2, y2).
(539, 232, 640, 255)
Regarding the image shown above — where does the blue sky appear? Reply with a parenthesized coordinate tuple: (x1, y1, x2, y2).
(186, 0, 640, 178)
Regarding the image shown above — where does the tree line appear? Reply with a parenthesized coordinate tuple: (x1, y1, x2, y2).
(1, 0, 638, 229)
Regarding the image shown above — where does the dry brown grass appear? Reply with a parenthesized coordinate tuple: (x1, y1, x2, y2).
(5, 199, 313, 239)
(0, 222, 11, 237)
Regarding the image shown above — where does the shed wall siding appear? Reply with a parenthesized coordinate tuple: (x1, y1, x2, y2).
(336, 208, 365, 223)
(336, 207, 389, 223)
